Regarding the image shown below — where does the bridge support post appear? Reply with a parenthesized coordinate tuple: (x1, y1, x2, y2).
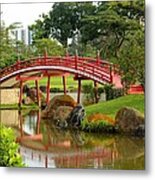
(96, 50, 100, 65)
(36, 110, 41, 134)
(75, 50, 78, 70)
(45, 155, 48, 168)
(110, 65, 113, 83)
(35, 80, 41, 107)
(46, 76, 51, 104)
(19, 110, 24, 137)
(94, 81, 99, 103)
(77, 79, 81, 104)
(62, 76, 67, 95)
(19, 81, 23, 108)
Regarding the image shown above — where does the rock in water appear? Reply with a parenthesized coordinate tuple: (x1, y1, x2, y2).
(41, 95, 85, 129)
(53, 105, 73, 123)
(23, 85, 46, 107)
(55, 105, 85, 129)
(115, 107, 144, 136)
(41, 95, 76, 119)
(67, 104, 85, 128)
(24, 97, 34, 105)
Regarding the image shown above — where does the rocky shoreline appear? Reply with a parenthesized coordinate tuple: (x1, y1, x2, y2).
(41, 95, 144, 137)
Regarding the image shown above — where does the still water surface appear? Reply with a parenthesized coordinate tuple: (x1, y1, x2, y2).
(0, 110, 145, 170)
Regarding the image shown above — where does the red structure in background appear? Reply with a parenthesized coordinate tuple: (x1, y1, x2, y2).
(0, 51, 143, 106)
(128, 84, 144, 94)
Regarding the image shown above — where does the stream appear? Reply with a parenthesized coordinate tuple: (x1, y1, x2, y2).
(0, 109, 145, 170)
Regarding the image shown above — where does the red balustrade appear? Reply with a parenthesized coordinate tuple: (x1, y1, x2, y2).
(0, 55, 114, 85)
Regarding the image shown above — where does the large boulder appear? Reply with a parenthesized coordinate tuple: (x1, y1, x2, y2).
(41, 95, 85, 129)
(42, 95, 76, 118)
(53, 106, 73, 122)
(23, 85, 46, 107)
(115, 107, 144, 136)
(67, 104, 85, 128)
(24, 97, 34, 105)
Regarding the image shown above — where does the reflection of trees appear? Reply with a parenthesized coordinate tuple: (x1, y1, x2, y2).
(114, 136, 145, 170)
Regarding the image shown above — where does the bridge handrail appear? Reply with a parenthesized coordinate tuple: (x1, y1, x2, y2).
(0, 56, 115, 84)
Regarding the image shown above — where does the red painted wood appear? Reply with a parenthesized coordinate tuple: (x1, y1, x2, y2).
(62, 76, 67, 95)
(19, 81, 23, 107)
(45, 155, 48, 168)
(35, 80, 40, 107)
(77, 79, 81, 104)
(16, 76, 42, 81)
(128, 84, 144, 94)
(75, 53, 78, 70)
(0, 55, 121, 88)
(16, 134, 43, 142)
(94, 81, 98, 103)
(110, 65, 113, 83)
(36, 111, 41, 134)
(96, 50, 100, 65)
(46, 76, 50, 104)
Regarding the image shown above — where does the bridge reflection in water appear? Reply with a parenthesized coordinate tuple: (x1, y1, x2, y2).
(0, 110, 144, 169)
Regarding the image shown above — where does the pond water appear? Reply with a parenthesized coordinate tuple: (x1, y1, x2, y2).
(0, 110, 145, 170)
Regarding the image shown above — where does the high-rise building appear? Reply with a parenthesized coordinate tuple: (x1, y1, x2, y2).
(10, 27, 32, 45)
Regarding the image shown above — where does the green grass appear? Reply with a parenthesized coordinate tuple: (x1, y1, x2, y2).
(27, 75, 93, 89)
(85, 94, 144, 118)
(0, 104, 39, 110)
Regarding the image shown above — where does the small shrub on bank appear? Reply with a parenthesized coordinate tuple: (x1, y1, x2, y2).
(88, 113, 115, 125)
(0, 125, 24, 167)
(82, 113, 116, 133)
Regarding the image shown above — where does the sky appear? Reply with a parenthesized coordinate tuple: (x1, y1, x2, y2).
(1, 2, 53, 27)
(0, 0, 94, 27)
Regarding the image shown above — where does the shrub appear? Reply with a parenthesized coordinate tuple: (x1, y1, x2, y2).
(81, 113, 115, 133)
(104, 84, 124, 100)
(50, 87, 62, 93)
(82, 84, 95, 105)
(87, 113, 115, 125)
(0, 125, 24, 167)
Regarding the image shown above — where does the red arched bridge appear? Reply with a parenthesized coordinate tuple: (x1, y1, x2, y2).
(0, 54, 122, 105)
(0, 55, 116, 84)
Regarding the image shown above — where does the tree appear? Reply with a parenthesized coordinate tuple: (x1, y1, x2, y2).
(0, 22, 17, 68)
(33, 38, 65, 56)
(80, 0, 145, 90)
(80, 0, 144, 59)
(29, 1, 145, 91)
(0, 22, 34, 68)
(29, 16, 50, 41)
(118, 29, 145, 91)
(30, 2, 96, 47)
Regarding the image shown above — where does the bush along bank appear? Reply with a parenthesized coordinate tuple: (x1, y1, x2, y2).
(0, 125, 25, 167)
(81, 113, 117, 134)
(81, 107, 144, 137)
(82, 94, 145, 137)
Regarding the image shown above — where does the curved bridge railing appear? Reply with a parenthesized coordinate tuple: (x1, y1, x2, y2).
(0, 55, 114, 84)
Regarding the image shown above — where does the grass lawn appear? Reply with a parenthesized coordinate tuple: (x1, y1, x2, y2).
(0, 104, 39, 110)
(85, 94, 144, 118)
(27, 75, 93, 89)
